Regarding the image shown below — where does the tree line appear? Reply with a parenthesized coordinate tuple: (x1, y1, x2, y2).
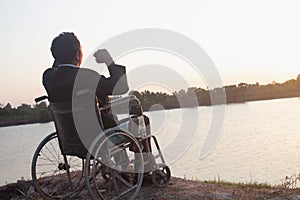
(0, 101, 52, 127)
(132, 74, 300, 110)
(1, 74, 300, 127)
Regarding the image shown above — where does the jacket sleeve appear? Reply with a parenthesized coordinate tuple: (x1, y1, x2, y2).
(96, 64, 129, 96)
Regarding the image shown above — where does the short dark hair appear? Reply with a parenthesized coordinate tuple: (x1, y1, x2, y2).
(50, 32, 81, 64)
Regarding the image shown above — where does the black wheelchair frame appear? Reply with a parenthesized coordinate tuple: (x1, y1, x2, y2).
(31, 95, 171, 200)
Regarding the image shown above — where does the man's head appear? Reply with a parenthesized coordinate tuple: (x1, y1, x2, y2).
(51, 32, 82, 66)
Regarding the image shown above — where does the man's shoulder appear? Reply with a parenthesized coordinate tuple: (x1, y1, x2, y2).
(75, 67, 102, 82)
(42, 66, 103, 83)
(42, 67, 56, 80)
(42, 66, 78, 83)
(43, 66, 81, 75)
(43, 67, 55, 74)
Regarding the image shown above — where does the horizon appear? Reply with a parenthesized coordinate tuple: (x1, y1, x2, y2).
(1, 73, 299, 108)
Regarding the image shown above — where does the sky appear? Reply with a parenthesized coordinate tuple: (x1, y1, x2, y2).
(0, 0, 300, 106)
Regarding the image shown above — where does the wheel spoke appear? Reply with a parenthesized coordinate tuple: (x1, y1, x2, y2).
(32, 133, 84, 199)
(39, 152, 59, 167)
(114, 185, 138, 199)
(45, 140, 61, 163)
(115, 174, 132, 188)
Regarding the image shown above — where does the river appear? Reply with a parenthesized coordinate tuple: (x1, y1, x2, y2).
(1, 97, 300, 186)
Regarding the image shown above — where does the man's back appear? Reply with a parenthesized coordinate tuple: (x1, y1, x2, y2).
(43, 65, 78, 102)
(43, 64, 129, 104)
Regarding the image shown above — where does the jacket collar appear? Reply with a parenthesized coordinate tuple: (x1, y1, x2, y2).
(58, 64, 78, 68)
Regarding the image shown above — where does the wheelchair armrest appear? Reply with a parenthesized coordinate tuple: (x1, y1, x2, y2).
(109, 95, 138, 106)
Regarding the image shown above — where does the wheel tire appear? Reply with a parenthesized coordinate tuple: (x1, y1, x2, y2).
(31, 132, 84, 199)
(152, 164, 171, 187)
(85, 129, 144, 200)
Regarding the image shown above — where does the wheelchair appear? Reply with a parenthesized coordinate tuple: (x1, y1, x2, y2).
(31, 94, 171, 199)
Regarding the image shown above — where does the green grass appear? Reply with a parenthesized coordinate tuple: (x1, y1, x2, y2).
(203, 179, 273, 190)
(183, 175, 274, 190)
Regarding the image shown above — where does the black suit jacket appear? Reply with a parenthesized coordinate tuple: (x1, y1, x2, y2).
(42, 64, 129, 104)
(42, 64, 129, 158)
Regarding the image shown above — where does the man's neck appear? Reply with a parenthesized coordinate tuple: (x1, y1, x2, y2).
(53, 61, 80, 68)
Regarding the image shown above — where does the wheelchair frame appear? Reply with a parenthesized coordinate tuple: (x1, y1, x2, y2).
(31, 95, 171, 200)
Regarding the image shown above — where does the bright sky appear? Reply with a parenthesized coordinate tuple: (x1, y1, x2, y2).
(1, 0, 300, 106)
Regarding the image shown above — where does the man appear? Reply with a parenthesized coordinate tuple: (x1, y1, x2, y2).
(43, 32, 154, 169)
(43, 32, 128, 129)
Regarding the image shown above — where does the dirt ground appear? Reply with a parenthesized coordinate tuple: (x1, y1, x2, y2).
(1, 176, 300, 200)
(137, 176, 300, 200)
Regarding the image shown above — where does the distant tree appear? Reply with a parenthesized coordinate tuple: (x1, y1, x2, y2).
(2, 74, 300, 127)
(17, 103, 31, 110)
(0, 107, 10, 120)
(4, 103, 12, 110)
(296, 75, 300, 88)
(34, 102, 47, 109)
(38, 110, 50, 122)
(284, 79, 296, 85)
(238, 82, 248, 88)
(129, 90, 143, 102)
(224, 85, 237, 89)
(177, 89, 186, 95)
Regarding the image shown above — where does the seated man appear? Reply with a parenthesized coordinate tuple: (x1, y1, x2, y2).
(43, 32, 153, 167)
(43, 32, 127, 128)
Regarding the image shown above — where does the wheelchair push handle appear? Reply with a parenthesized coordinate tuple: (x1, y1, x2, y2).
(35, 95, 48, 103)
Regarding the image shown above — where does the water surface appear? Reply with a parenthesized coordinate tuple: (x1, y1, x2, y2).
(0, 97, 300, 186)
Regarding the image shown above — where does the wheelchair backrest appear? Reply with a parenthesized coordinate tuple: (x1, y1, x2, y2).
(50, 100, 102, 159)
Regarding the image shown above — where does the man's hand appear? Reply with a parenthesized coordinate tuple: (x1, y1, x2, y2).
(93, 49, 115, 66)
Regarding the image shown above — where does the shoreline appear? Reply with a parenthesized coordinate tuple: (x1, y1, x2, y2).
(1, 176, 299, 200)
(0, 119, 52, 128)
(1, 96, 299, 128)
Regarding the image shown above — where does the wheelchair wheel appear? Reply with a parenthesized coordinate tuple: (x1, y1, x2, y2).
(151, 164, 171, 187)
(31, 132, 84, 199)
(85, 129, 144, 200)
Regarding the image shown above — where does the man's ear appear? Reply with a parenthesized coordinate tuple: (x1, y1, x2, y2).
(75, 50, 83, 66)
(75, 50, 80, 60)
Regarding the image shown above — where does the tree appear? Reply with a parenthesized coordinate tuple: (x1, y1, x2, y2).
(238, 83, 248, 88)
(129, 90, 143, 102)
(34, 102, 47, 109)
(17, 103, 31, 110)
(0, 107, 10, 120)
(4, 103, 12, 110)
(38, 110, 50, 122)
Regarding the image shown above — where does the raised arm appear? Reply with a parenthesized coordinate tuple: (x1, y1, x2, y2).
(94, 49, 129, 100)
